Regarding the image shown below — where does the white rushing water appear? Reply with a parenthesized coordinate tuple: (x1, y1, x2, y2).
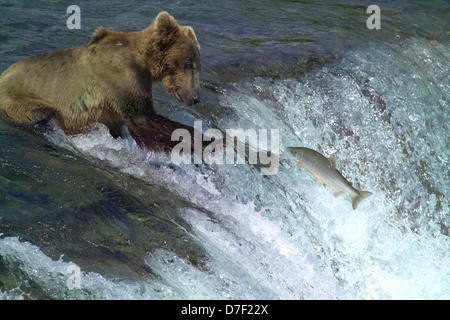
(1, 37, 449, 299)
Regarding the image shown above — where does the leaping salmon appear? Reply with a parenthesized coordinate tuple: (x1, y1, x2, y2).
(287, 147, 372, 210)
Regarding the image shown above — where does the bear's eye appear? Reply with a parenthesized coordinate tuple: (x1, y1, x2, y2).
(185, 62, 194, 70)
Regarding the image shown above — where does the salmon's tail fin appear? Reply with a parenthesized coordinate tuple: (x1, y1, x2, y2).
(351, 190, 372, 210)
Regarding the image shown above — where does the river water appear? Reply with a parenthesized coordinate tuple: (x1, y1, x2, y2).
(0, 0, 449, 299)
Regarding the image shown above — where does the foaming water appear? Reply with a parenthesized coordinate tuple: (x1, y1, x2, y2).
(227, 38, 449, 299)
(43, 125, 345, 299)
(0, 235, 156, 299)
(1, 34, 449, 299)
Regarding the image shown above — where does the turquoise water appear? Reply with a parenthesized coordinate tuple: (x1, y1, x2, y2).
(0, 0, 449, 299)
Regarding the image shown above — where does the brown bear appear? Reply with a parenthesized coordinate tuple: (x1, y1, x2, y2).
(0, 12, 203, 151)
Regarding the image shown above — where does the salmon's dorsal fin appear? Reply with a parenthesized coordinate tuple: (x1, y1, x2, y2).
(328, 156, 336, 169)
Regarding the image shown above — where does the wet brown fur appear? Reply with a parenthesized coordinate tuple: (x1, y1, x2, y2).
(0, 12, 202, 151)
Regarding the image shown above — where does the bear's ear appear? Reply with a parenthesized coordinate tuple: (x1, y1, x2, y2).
(154, 12, 180, 50)
(89, 27, 108, 45)
(186, 27, 200, 50)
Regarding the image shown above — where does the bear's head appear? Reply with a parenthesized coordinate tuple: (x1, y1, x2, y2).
(151, 12, 202, 106)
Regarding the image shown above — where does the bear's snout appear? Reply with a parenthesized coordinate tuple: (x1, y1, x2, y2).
(192, 94, 200, 105)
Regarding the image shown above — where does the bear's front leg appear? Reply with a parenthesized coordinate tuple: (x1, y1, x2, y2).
(125, 114, 212, 154)
(124, 114, 227, 155)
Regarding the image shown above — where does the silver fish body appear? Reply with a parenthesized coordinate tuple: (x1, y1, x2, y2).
(287, 147, 372, 210)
